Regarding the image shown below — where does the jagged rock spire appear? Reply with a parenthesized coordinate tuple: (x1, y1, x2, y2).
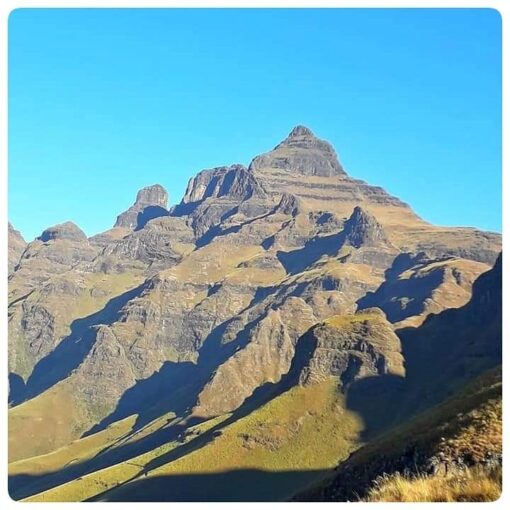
(272, 192, 304, 217)
(342, 206, 389, 248)
(182, 164, 266, 204)
(114, 184, 169, 230)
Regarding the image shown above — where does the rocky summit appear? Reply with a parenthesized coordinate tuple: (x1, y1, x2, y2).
(250, 124, 346, 177)
(115, 184, 169, 230)
(7, 126, 501, 502)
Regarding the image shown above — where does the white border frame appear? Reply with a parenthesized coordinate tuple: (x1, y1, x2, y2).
(1, 1, 506, 509)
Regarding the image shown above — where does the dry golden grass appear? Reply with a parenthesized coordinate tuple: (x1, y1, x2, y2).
(26, 379, 363, 502)
(9, 381, 86, 463)
(9, 415, 137, 477)
(364, 466, 501, 502)
(24, 415, 227, 502)
(166, 244, 263, 283)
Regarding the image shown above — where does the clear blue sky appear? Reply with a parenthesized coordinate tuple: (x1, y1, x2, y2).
(9, 8, 501, 241)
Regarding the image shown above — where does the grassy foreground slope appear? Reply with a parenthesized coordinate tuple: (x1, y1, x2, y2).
(295, 366, 502, 502)
(24, 378, 363, 502)
(363, 465, 501, 502)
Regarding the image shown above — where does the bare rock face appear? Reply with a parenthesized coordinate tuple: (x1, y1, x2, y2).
(114, 184, 169, 230)
(342, 206, 389, 248)
(75, 325, 138, 418)
(193, 297, 318, 417)
(272, 192, 304, 217)
(88, 227, 131, 248)
(300, 308, 405, 387)
(182, 164, 267, 205)
(275, 205, 397, 275)
(100, 216, 195, 271)
(335, 206, 398, 269)
(250, 125, 346, 177)
(8, 223, 26, 274)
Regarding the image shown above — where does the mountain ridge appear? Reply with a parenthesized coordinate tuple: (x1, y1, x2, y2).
(8, 125, 501, 502)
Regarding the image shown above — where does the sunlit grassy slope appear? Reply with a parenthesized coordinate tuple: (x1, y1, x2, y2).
(23, 378, 363, 502)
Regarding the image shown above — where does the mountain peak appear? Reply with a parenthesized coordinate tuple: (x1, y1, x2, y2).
(273, 192, 304, 217)
(288, 125, 315, 138)
(134, 184, 168, 208)
(37, 221, 88, 243)
(250, 125, 346, 177)
(114, 184, 169, 229)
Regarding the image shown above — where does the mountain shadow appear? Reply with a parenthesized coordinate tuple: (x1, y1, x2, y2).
(347, 252, 502, 438)
(356, 252, 447, 322)
(8, 373, 26, 406)
(195, 210, 273, 248)
(135, 206, 169, 230)
(78, 332, 322, 502)
(87, 468, 329, 502)
(85, 360, 198, 435)
(8, 324, 319, 501)
(277, 231, 345, 274)
(82, 293, 273, 438)
(10, 256, 501, 502)
(22, 284, 145, 402)
(394, 254, 502, 420)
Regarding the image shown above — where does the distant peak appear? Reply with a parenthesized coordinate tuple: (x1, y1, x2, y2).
(38, 221, 88, 243)
(288, 125, 315, 138)
(114, 184, 169, 229)
(350, 206, 370, 221)
(250, 125, 346, 177)
(135, 184, 168, 208)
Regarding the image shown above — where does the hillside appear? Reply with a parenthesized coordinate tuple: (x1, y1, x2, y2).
(8, 126, 502, 501)
(294, 366, 502, 502)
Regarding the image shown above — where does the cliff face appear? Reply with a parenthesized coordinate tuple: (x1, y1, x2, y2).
(7, 126, 501, 502)
(114, 184, 169, 230)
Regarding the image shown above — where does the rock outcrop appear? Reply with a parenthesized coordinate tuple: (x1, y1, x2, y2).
(341, 206, 389, 249)
(358, 253, 491, 327)
(182, 164, 267, 205)
(300, 308, 405, 387)
(272, 192, 304, 217)
(15, 222, 98, 279)
(193, 297, 318, 417)
(114, 184, 169, 230)
(100, 216, 195, 271)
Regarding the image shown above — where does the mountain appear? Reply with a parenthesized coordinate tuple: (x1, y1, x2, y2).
(8, 222, 26, 275)
(7, 126, 501, 502)
(114, 184, 169, 230)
